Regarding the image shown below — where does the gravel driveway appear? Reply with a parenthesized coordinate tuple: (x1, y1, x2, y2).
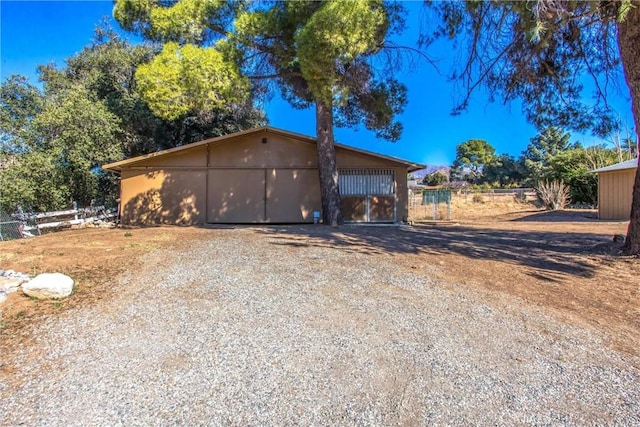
(1, 226, 639, 425)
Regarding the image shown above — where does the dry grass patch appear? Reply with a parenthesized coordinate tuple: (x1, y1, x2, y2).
(410, 192, 540, 222)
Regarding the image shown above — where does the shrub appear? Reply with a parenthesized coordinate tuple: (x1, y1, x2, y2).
(423, 171, 448, 186)
(536, 180, 571, 210)
(472, 193, 484, 203)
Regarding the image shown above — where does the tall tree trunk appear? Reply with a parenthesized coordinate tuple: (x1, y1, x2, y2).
(315, 99, 343, 226)
(617, 6, 640, 255)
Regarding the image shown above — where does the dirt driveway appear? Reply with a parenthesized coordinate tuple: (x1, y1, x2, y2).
(0, 213, 638, 424)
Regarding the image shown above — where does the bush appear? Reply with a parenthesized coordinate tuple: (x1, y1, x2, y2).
(472, 194, 484, 203)
(536, 180, 571, 210)
(470, 182, 493, 190)
(423, 171, 448, 186)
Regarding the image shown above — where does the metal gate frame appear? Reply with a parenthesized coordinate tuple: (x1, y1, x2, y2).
(339, 168, 396, 223)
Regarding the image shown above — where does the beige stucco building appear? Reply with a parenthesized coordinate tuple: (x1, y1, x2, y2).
(592, 158, 638, 220)
(103, 126, 423, 225)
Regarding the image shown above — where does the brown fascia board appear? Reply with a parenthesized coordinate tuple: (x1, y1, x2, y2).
(102, 126, 425, 173)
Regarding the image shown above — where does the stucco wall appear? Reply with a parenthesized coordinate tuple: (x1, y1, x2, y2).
(120, 168, 207, 225)
(208, 134, 318, 169)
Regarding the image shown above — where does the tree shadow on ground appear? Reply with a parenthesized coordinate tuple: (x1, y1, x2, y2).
(256, 224, 620, 279)
(512, 210, 601, 222)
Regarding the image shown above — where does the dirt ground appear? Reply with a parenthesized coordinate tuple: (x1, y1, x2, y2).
(1, 200, 638, 363)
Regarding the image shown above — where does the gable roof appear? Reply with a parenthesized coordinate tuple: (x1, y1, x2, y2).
(591, 158, 638, 173)
(102, 126, 425, 173)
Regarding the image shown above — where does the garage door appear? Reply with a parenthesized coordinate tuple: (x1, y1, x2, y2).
(207, 168, 321, 223)
(207, 169, 265, 223)
(266, 169, 321, 222)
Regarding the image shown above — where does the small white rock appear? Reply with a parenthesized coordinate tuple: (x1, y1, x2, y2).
(0, 277, 29, 292)
(0, 290, 7, 304)
(22, 273, 74, 299)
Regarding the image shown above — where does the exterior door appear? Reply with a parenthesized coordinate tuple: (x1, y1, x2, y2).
(339, 169, 396, 222)
(207, 168, 322, 223)
(266, 169, 321, 223)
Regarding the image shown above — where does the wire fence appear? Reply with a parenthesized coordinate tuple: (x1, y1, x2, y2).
(0, 209, 28, 241)
(408, 189, 452, 221)
(0, 203, 117, 241)
(457, 188, 537, 203)
(422, 189, 451, 221)
(408, 187, 538, 222)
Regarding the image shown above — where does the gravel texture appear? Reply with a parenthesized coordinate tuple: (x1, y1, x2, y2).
(1, 226, 639, 425)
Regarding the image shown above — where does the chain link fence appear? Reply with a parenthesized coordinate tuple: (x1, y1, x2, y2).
(0, 210, 25, 241)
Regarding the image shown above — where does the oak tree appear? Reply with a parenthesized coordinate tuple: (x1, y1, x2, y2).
(451, 139, 496, 183)
(0, 26, 267, 213)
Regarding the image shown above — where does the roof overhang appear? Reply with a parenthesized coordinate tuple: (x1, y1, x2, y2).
(590, 158, 638, 173)
(102, 126, 425, 173)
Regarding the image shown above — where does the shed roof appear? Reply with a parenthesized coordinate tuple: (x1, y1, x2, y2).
(591, 158, 638, 173)
(103, 126, 425, 173)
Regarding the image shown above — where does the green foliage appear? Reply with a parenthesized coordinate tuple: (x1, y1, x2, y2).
(451, 139, 495, 183)
(0, 76, 44, 153)
(62, 29, 265, 154)
(0, 151, 68, 212)
(522, 127, 573, 183)
(546, 145, 620, 206)
(114, 0, 234, 44)
(0, 83, 122, 211)
(0, 25, 266, 214)
(448, 127, 622, 205)
(470, 182, 493, 190)
(33, 85, 123, 206)
(423, 171, 448, 186)
(482, 154, 526, 187)
(296, 0, 385, 102)
(516, 128, 620, 205)
(424, 0, 640, 253)
(135, 42, 250, 120)
(148, 0, 226, 43)
(114, 0, 407, 140)
(60, 31, 167, 157)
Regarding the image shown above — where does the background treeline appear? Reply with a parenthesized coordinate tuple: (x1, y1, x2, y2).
(0, 27, 266, 213)
(421, 127, 637, 206)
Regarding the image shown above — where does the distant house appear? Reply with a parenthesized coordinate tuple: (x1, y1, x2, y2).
(103, 126, 424, 225)
(592, 158, 638, 220)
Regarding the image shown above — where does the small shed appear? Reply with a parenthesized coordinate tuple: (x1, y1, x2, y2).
(102, 126, 423, 225)
(592, 158, 638, 220)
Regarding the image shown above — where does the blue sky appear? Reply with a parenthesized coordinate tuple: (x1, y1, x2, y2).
(0, 0, 635, 167)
